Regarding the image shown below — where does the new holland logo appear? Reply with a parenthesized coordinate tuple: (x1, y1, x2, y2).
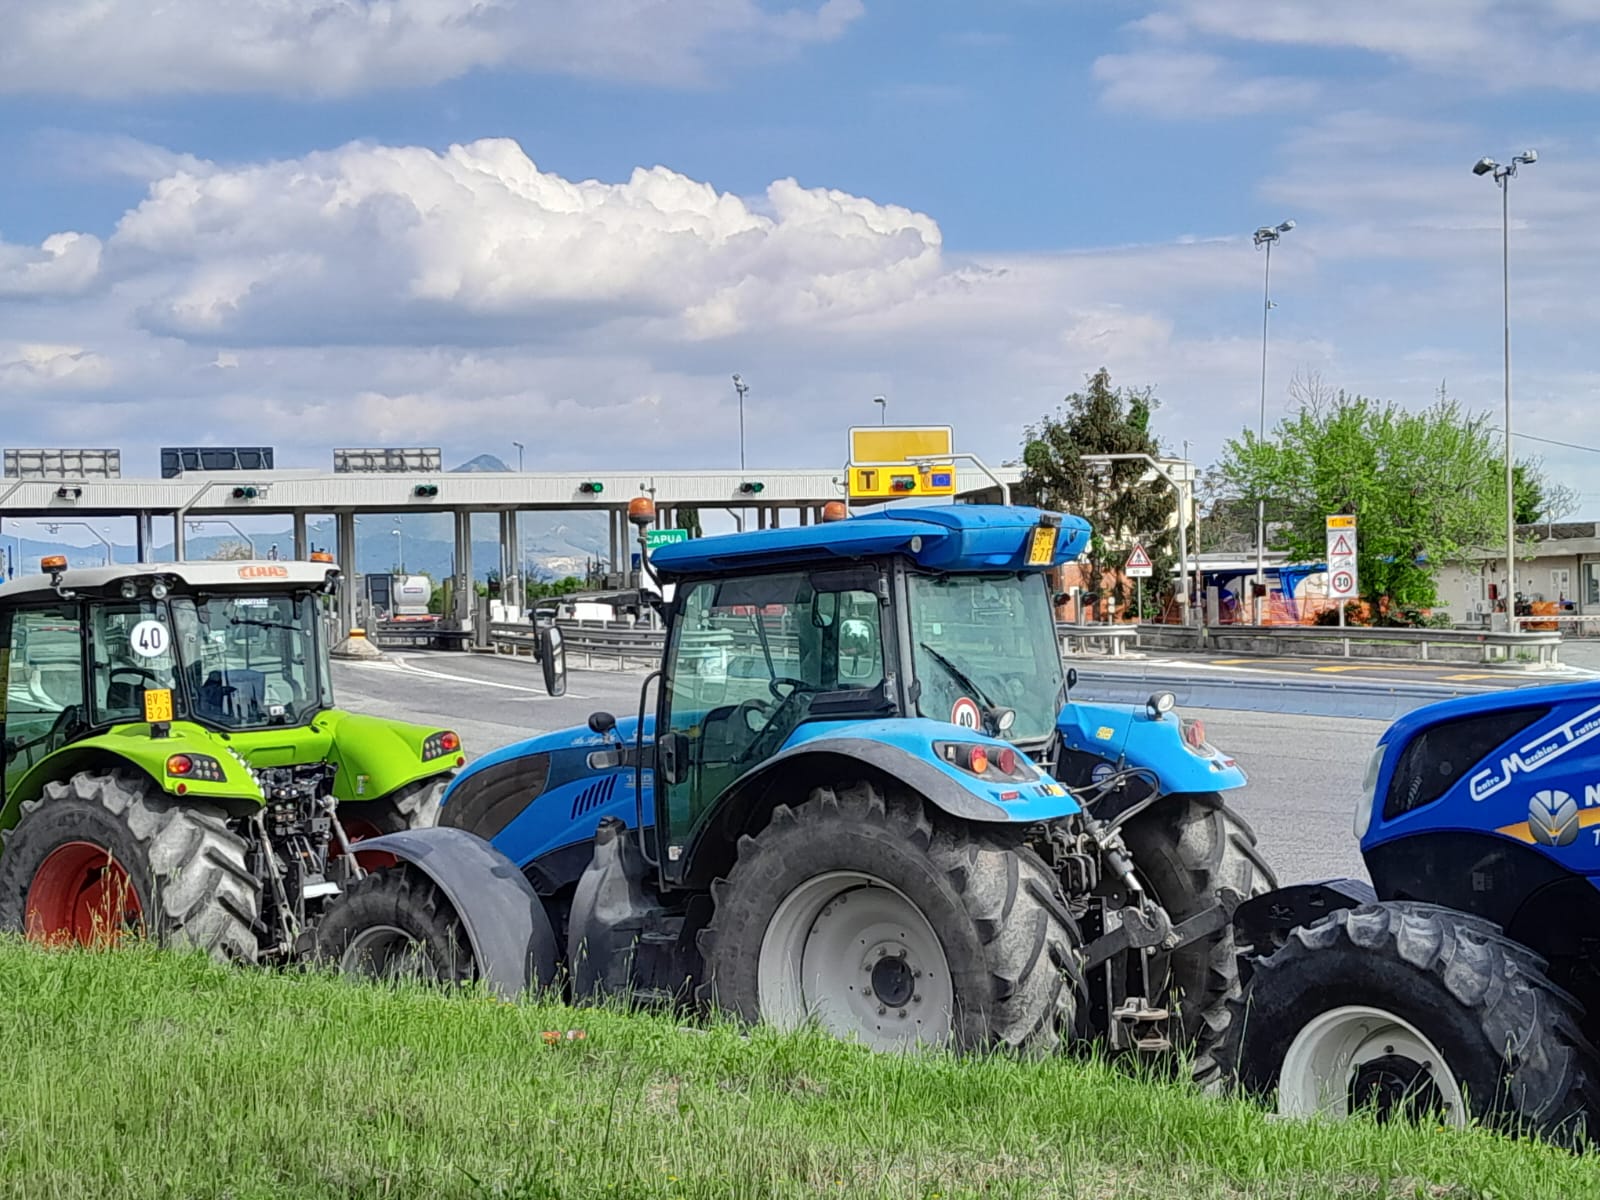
(1468, 703, 1600, 802)
(1528, 789, 1580, 847)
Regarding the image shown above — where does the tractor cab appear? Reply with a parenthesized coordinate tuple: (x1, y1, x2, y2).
(644, 504, 1084, 879)
(2, 558, 338, 797)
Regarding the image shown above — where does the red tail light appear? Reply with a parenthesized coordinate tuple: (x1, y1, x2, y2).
(166, 755, 193, 776)
(1182, 719, 1207, 751)
(966, 746, 989, 775)
(441, 731, 461, 753)
(995, 747, 1017, 776)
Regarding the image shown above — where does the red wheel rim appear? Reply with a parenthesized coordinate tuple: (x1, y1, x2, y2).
(26, 841, 144, 947)
(333, 815, 397, 870)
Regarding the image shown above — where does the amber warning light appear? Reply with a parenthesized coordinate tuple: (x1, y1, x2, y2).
(39, 555, 67, 572)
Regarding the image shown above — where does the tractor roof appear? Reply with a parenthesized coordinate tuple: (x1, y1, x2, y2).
(648, 504, 1091, 579)
(0, 560, 339, 605)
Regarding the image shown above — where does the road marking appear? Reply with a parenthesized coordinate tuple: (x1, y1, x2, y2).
(1438, 673, 1508, 682)
(350, 655, 589, 699)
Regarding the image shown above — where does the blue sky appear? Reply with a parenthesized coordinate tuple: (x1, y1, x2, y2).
(4, 0, 1600, 523)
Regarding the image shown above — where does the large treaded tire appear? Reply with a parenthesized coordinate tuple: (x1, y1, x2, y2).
(341, 774, 450, 837)
(696, 780, 1084, 1055)
(0, 769, 260, 963)
(1217, 902, 1600, 1146)
(312, 863, 477, 984)
(1119, 792, 1275, 1078)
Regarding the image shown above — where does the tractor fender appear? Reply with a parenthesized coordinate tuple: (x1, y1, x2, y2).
(1058, 699, 1247, 794)
(1231, 877, 1377, 957)
(351, 827, 560, 1000)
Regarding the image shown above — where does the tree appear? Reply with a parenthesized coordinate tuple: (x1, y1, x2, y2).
(1514, 459, 1581, 528)
(1215, 387, 1526, 615)
(1020, 368, 1184, 618)
(206, 539, 253, 561)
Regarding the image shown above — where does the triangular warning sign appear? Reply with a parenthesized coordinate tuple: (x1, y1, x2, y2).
(1331, 534, 1353, 556)
(1126, 543, 1152, 569)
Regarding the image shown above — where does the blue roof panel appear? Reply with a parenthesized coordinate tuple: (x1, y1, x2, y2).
(647, 504, 1091, 578)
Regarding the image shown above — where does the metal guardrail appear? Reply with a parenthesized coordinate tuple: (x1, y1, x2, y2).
(488, 621, 664, 669)
(1197, 622, 1563, 665)
(1057, 623, 1138, 657)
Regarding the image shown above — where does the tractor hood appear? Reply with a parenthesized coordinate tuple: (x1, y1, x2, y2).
(648, 504, 1091, 579)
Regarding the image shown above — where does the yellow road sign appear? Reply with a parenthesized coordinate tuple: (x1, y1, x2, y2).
(847, 463, 957, 500)
(848, 425, 953, 467)
(1326, 514, 1357, 530)
(846, 425, 957, 500)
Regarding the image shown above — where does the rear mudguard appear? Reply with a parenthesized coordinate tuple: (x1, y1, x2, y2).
(1057, 699, 1247, 794)
(351, 827, 560, 1000)
(1230, 877, 1377, 959)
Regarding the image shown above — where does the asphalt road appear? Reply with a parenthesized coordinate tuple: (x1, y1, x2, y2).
(332, 651, 1378, 886)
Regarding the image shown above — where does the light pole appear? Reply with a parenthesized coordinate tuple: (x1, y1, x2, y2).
(392, 527, 404, 574)
(873, 395, 887, 425)
(187, 518, 256, 558)
(46, 521, 115, 565)
(731, 374, 749, 470)
(1252, 218, 1294, 625)
(512, 441, 524, 472)
(1475, 150, 1537, 619)
(1080, 453, 1193, 628)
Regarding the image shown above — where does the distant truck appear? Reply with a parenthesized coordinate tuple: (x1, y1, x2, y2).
(364, 573, 437, 624)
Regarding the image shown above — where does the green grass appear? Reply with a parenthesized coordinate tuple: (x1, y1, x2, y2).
(0, 939, 1591, 1200)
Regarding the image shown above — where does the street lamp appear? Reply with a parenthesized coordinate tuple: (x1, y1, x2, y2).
(731, 374, 750, 470)
(1252, 218, 1294, 625)
(46, 521, 115, 565)
(512, 441, 524, 472)
(187, 518, 257, 558)
(873, 395, 887, 425)
(392, 527, 404, 574)
(1079, 453, 1194, 628)
(1474, 149, 1538, 619)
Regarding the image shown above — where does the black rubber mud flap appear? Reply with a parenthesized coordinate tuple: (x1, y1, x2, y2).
(353, 827, 559, 1000)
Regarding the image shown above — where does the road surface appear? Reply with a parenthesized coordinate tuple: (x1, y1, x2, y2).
(332, 651, 1380, 885)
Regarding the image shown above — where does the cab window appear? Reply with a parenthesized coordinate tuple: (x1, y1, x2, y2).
(659, 569, 886, 854)
(3, 606, 85, 797)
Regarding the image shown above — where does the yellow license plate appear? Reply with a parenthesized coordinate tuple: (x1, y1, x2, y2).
(143, 688, 174, 724)
(1026, 525, 1058, 566)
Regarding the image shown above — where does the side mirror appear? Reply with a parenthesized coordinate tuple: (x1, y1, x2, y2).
(1066, 667, 1078, 692)
(587, 711, 617, 737)
(540, 624, 567, 697)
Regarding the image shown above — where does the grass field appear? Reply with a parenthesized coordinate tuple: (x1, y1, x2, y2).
(0, 939, 1591, 1200)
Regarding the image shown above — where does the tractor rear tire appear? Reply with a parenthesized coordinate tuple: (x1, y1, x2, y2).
(0, 770, 259, 963)
(312, 864, 477, 984)
(1119, 792, 1275, 1080)
(697, 780, 1084, 1055)
(1219, 902, 1600, 1146)
(332, 775, 451, 869)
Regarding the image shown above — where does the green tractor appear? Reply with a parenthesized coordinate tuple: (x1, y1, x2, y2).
(0, 554, 476, 967)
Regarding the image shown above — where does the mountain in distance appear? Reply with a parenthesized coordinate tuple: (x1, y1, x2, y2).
(450, 454, 511, 473)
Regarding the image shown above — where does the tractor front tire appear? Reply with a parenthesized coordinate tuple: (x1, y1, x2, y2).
(697, 781, 1083, 1055)
(0, 770, 259, 963)
(1119, 792, 1275, 1079)
(1220, 902, 1600, 1146)
(312, 864, 477, 984)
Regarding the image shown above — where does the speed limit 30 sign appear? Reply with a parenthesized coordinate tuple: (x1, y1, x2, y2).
(1325, 515, 1358, 600)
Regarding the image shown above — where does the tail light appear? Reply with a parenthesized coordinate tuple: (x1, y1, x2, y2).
(1181, 719, 1207, 751)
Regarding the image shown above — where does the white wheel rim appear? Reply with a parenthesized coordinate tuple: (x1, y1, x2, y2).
(1278, 1004, 1468, 1126)
(340, 923, 440, 982)
(757, 871, 954, 1051)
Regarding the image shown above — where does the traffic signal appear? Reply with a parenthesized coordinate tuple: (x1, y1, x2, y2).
(231, 486, 259, 500)
(579, 481, 604, 494)
(413, 483, 439, 498)
(890, 476, 916, 492)
(739, 481, 765, 494)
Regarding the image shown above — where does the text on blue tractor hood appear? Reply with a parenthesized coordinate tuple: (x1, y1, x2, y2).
(647, 504, 1092, 579)
(1363, 679, 1600, 874)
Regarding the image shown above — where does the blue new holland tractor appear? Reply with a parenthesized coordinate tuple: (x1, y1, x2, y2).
(426, 501, 1273, 1062)
(1214, 683, 1600, 1143)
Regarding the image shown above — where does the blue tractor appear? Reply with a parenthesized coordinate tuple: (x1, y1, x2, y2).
(430, 502, 1272, 1060)
(1215, 684, 1600, 1142)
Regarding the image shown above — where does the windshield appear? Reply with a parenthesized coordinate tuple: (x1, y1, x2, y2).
(169, 593, 331, 728)
(906, 572, 1064, 743)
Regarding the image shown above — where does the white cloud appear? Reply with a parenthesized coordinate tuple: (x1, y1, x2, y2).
(0, 0, 864, 98)
(97, 138, 942, 345)
(0, 232, 103, 297)
(1131, 0, 1600, 91)
(1092, 50, 1320, 117)
(0, 343, 113, 390)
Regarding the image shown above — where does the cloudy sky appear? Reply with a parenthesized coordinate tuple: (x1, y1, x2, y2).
(3, 0, 1599, 515)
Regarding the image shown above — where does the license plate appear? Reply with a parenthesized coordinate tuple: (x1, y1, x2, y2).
(1026, 525, 1058, 565)
(143, 688, 174, 724)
